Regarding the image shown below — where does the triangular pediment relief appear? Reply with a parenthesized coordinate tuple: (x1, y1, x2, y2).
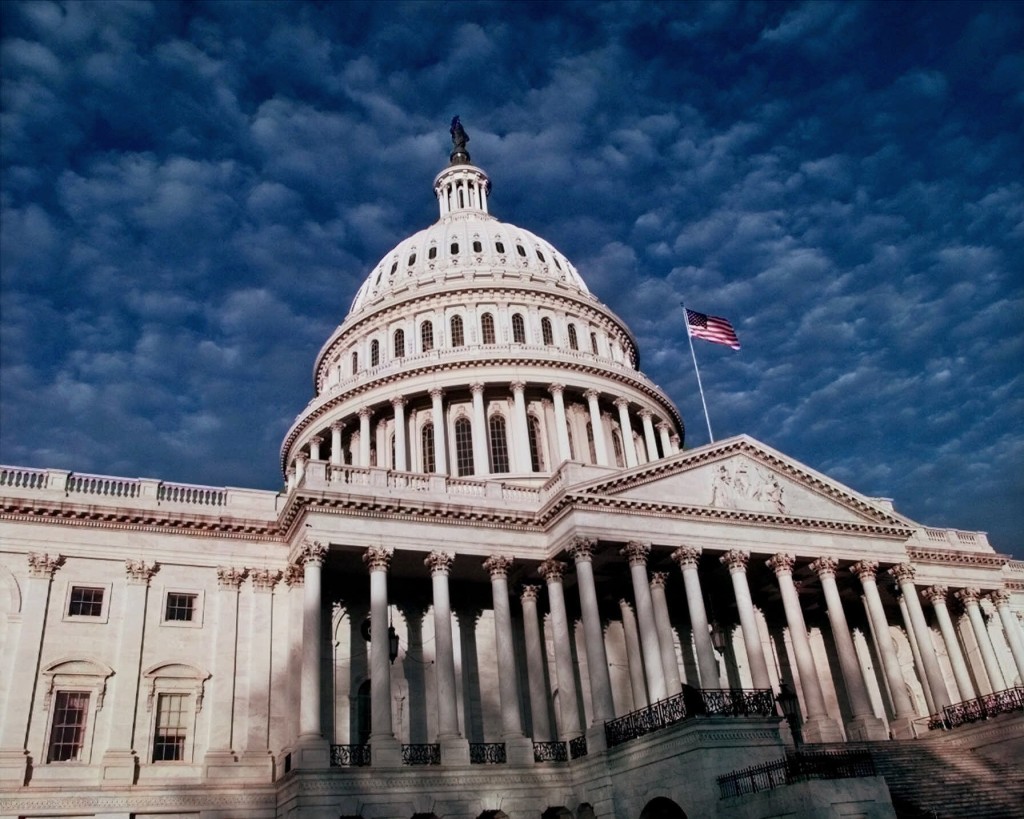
(572, 435, 905, 527)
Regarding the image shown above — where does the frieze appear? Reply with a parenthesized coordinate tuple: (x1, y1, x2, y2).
(0, 791, 276, 812)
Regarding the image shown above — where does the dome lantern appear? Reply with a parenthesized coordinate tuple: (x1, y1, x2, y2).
(434, 117, 491, 218)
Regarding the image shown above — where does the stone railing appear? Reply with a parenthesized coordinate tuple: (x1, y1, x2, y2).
(0, 465, 51, 490)
(316, 463, 541, 505)
(717, 750, 876, 798)
(157, 482, 226, 506)
(927, 686, 1024, 730)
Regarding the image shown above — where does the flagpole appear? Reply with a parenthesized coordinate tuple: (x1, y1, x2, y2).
(681, 301, 714, 443)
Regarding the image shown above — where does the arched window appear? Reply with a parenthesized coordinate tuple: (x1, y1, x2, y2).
(351, 351, 359, 373)
(512, 313, 526, 343)
(472, 240, 482, 253)
(481, 313, 496, 344)
(454, 417, 474, 476)
(488, 415, 509, 474)
(389, 432, 396, 470)
(451, 241, 459, 255)
(394, 329, 405, 358)
(612, 430, 625, 467)
(566, 424, 576, 460)
(586, 423, 597, 464)
(421, 320, 434, 352)
(541, 317, 554, 346)
(528, 416, 544, 472)
(370, 339, 380, 367)
(590, 332, 599, 354)
(495, 241, 505, 254)
(567, 324, 578, 350)
(450, 315, 465, 347)
(421, 424, 435, 473)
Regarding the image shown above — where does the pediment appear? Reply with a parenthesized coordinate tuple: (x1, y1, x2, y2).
(574, 436, 905, 527)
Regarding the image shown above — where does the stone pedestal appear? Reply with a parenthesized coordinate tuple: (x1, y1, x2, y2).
(503, 734, 536, 766)
(370, 735, 402, 767)
(100, 749, 139, 784)
(283, 736, 329, 771)
(586, 722, 608, 754)
(0, 748, 29, 789)
(237, 750, 275, 780)
(845, 714, 890, 742)
(800, 715, 846, 744)
(440, 736, 471, 766)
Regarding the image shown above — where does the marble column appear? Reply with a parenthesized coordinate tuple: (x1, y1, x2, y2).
(482, 556, 532, 763)
(890, 563, 949, 710)
(429, 388, 447, 475)
(671, 546, 720, 689)
(330, 421, 345, 466)
(720, 550, 772, 689)
(470, 383, 489, 475)
(567, 537, 615, 727)
(294, 452, 308, 486)
(669, 434, 681, 455)
(922, 585, 975, 702)
(584, 391, 610, 466)
(657, 422, 672, 458)
(767, 553, 842, 742)
(538, 560, 583, 739)
(205, 566, 245, 769)
(621, 542, 666, 701)
(510, 381, 533, 472)
(391, 397, 407, 471)
(850, 561, 916, 737)
(619, 600, 648, 708)
(809, 557, 887, 741)
(358, 407, 372, 467)
(649, 572, 682, 696)
(989, 589, 1024, 682)
(298, 541, 329, 761)
(895, 588, 934, 714)
(614, 398, 639, 467)
(639, 409, 659, 462)
(242, 569, 280, 772)
(957, 588, 1005, 694)
(548, 384, 572, 463)
(363, 546, 400, 765)
(427, 551, 470, 763)
(309, 435, 322, 462)
(520, 585, 553, 742)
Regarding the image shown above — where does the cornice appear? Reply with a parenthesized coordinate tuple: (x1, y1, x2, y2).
(906, 545, 1010, 569)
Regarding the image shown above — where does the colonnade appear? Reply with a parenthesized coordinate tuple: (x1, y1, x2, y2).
(292, 539, 1024, 761)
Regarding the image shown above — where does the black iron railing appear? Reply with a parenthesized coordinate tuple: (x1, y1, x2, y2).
(533, 741, 569, 762)
(927, 686, 1024, 730)
(330, 744, 371, 767)
(402, 743, 441, 765)
(718, 750, 876, 798)
(569, 735, 588, 759)
(469, 742, 506, 764)
(698, 687, 777, 716)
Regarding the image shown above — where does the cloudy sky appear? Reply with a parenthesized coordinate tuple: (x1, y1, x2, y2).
(2, 1, 1021, 556)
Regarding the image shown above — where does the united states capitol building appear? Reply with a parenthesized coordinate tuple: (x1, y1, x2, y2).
(2, 125, 1023, 819)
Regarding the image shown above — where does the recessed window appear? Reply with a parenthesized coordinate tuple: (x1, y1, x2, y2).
(495, 241, 505, 254)
(450, 242, 459, 255)
(473, 240, 482, 253)
(351, 351, 358, 373)
(554, 257, 562, 270)
(481, 313, 496, 345)
(455, 417, 474, 477)
(612, 430, 625, 467)
(516, 244, 527, 257)
(536, 249, 546, 262)
(390, 261, 397, 276)
(586, 422, 597, 464)
(541, 317, 554, 346)
(421, 320, 434, 352)
(428, 246, 437, 260)
(394, 329, 405, 358)
(512, 313, 526, 344)
(568, 324, 578, 350)
(370, 339, 380, 367)
(450, 315, 465, 347)
(408, 252, 416, 266)
(68, 587, 104, 617)
(528, 416, 544, 472)
(165, 593, 197, 623)
(153, 693, 189, 762)
(421, 424, 435, 473)
(488, 415, 510, 474)
(591, 332, 599, 354)
(47, 691, 89, 762)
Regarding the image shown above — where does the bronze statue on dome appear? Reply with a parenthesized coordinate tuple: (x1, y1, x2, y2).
(449, 116, 471, 164)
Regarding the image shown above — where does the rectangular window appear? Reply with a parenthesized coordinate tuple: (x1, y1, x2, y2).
(48, 691, 89, 762)
(153, 693, 189, 762)
(67, 586, 104, 617)
(165, 592, 197, 622)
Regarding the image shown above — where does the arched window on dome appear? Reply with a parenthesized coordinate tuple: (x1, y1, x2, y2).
(567, 324, 578, 351)
(612, 429, 625, 468)
(451, 241, 459, 255)
(351, 351, 359, 374)
(394, 329, 405, 359)
(421, 424, 435, 473)
(516, 244, 527, 257)
(586, 422, 597, 465)
(488, 415, 510, 474)
(428, 246, 437, 260)
(421, 320, 434, 352)
(390, 261, 398, 277)
(495, 240, 505, 254)
(590, 332, 599, 355)
(536, 249, 546, 263)
(541, 317, 554, 346)
(454, 417, 474, 477)
(450, 315, 465, 347)
(481, 313, 496, 345)
(473, 240, 482, 253)
(370, 340, 380, 367)
(528, 416, 544, 472)
(512, 313, 526, 344)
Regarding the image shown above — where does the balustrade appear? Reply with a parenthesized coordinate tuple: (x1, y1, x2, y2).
(468, 742, 506, 764)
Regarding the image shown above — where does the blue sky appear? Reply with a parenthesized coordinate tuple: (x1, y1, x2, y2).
(1, 1, 1021, 556)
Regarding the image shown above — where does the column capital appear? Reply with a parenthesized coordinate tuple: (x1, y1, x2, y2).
(638, 408, 653, 420)
(469, 382, 485, 396)
(520, 584, 543, 602)
(921, 584, 948, 605)
(618, 598, 635, 613)
(482, 555, 514, 579)
(295, 451, 309, 464)
(547, 383, 565, 397)
(888, 562, 917, 584)
(125, 559, 158, 585)
(363, 545, 394, 572)
(955, 587, 982, 605)
(670, 434, 681, 446)
(538, 559, 567, 583)
(429, 387, 445, 400)
(510, 381, 526, 394)
(284, 563, 305, 587)
(568, 535, 598, 562)
(671, 545, 701, 568)
(766, 552, 795, 575)
(650, 571, 670, 589)
(217, 566, 247, 589)
(621, 540, 651, 566)
(330, 420, 346, 432)
(309, 434, 323, 445)
(809, 556, 839, 578)
(720, 548, 750, 572)
(613, 397, 630, 409)
(988, 588, 1011, 607)
(391, 395, 407, 408)
(302, 538, 329, 567)
(425, 550, 455, 575)
(850, 560, 879, 581)
(358, 406, 373, 419)
(656, 421, 671, 432)
(583, 388, 600, 401)
(250, 568, 282, 592)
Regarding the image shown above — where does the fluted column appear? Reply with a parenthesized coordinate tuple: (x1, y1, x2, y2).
(671, 546, 719, 688)
(429, 387, 447, 474)
(657, 422, 672, 458)
(957, 588, 1005, 694)
(890, 564, 949, 709)
(358, 407, 372, 466)
(584, 391, 610, 466)
(619, 599, 648, 708)
(391, 397, 407, 471)
(520, 585, 553, 741)
(614, 398, 638, 467)
(538, 560, 583, 738)
(767, 553, 842, 742)
(921, 585, 974, 701)
(810, 557, 886, 740)
(567, 537, 615, 723)
(621, 541, 666, 701)
(990, 589, 1024, 682)
(510, 381, 533, 472)
(470, 383, 489, 475)
(720, 550, 772, 689)
(649, 573, 682, 696)
(362, 546, 399, 765)
(639, 409, 659, 462)
(330, 421, 345, 466)
(548, 384, 572, 462)
(850, 561, 916, 736)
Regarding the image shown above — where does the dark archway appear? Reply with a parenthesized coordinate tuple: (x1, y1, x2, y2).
(478, 812, 509, 819)
(541, 809, 573, 819)
(356, 679, 371, 744)
(639, 797, 687, 819)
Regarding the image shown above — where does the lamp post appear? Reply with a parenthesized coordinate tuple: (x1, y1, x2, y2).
(776, 682, 802, 745)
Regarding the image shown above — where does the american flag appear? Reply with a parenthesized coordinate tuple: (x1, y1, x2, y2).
(685, 308, 741, 350)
